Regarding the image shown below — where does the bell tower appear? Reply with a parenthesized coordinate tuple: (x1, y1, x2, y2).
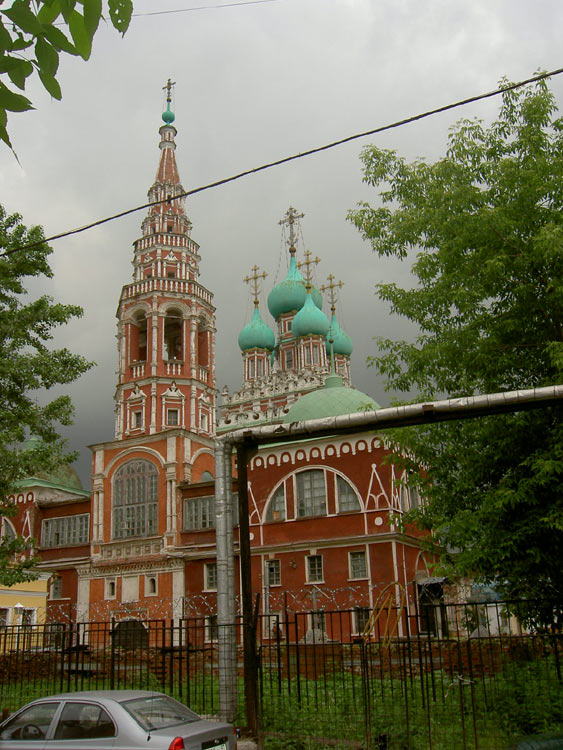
(114, 80, 216, 440)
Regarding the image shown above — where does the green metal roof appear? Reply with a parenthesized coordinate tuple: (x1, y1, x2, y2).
(284, 374, 379, 423)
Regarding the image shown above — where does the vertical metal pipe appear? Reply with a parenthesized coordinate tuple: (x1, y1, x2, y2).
(215, 438, 237, 722)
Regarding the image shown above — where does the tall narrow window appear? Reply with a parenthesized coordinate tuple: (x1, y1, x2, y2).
(164, 308, 183, 360)
(132, 312, 147, 362)
(306, 554, 323, 583)
(296, 470, 326, 518)
(204, 562, 217, 590)
(113, 460, 158, 539)
(266, 559, 281, 586)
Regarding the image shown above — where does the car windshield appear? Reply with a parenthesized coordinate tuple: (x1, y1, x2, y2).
(122, 695, 199, 731)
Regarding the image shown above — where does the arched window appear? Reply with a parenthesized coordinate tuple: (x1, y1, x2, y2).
(113, 460, 158, 539)
(130, 311, 148, 362)
(164, 308, 183, 360)
(265, 485, 286, 522)
(336, 476, 361, 513)
(296, 470, 326, 518)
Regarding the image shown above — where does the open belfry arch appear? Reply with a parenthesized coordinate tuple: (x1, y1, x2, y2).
(86, 82, 217, 622)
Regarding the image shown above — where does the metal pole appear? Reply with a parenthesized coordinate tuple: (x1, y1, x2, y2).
(215, 439, 237, 722)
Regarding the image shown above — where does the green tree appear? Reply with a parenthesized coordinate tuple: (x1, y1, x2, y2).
(349, 79, 563, 626)
(0, 204, 92, 584)
(0, 0, 133, 149)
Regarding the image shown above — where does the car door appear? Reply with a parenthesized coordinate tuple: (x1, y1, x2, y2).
(44, 701, 116, 750)
(0, 700, 60, 750)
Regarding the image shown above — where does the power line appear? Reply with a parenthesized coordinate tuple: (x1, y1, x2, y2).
(3, 67, 563, 258)
(131, 0, 281, 18)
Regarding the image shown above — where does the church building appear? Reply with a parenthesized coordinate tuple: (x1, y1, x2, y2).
(4, 90, 436, 639)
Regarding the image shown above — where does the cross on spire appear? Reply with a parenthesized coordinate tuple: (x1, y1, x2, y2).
(163, 78, 176, 104)
(279, 206, 304, 256)
(297, 249, 321, 285)
(243, 265, 268, 307)
(320, 273, 344, 314)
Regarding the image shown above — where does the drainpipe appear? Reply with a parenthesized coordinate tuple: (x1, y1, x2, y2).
(215, 438, 237, 722)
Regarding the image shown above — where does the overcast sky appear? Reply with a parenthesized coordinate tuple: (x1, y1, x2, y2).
(1, 0, 562, 486)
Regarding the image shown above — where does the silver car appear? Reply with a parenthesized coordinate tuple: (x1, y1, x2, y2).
(0, 690, 236, 750)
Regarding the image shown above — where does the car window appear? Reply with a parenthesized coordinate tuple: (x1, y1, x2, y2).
(0, 702, 59, 741)
(53, 702, 116, 741)
(122, 695, 199, 731)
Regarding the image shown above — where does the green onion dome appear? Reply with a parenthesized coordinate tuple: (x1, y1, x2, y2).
(238, 307, 276, 351)
(292, 291, 330, 338)
(267, 255, 323, 320)
(326, 315, 353, 356)
(284, 375, 379, 423)
(162, 108, 175, 124)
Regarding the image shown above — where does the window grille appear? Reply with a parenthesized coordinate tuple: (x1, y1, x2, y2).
(337, 476, 361, 512)
(112, 460, 158, 539)
(307, 554, 323, 582)
(349, 550, 367, 579)
(42, 514, 89, 548)
(296, 470, 326, 517)
(184, 496, 215, 530)
(167, 408, 179, 425)
(265, 485, 286, 521)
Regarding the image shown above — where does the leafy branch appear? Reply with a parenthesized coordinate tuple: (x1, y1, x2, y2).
(0, 0, 133, 149)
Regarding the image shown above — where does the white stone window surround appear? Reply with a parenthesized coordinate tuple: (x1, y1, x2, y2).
(265, 558, 281, 587)
(306, 553, 324, 583)
(349, 549, 368, 580)
(105, 578, 117, 600)
(145, 574, 158, 596)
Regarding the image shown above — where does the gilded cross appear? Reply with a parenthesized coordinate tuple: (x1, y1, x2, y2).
(163, 78, 176, 104)
(244, 265, 268, 307)
(297, 249, 321, 284)
(279, 206, 304, 255)
(320, 273, 344, 314)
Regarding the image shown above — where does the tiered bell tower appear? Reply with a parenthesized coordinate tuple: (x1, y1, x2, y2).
(85, 86, 217, 623)
(114, 81, 216, 441)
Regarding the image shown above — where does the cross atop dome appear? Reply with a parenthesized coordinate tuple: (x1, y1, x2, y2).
(279, 206, 304, 256)
(321, 273, 344, 314)
(162, 78, 176, 124)
(243, 265, 268, 308)
(297, 250, 321, 285)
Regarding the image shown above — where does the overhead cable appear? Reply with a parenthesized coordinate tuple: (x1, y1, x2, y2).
(3, 67, 563, 258)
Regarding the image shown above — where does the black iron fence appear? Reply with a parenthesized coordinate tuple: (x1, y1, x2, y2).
(0, 602, 561, 749)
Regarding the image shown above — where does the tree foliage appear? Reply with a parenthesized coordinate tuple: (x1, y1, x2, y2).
(349, 79, 563, 626)
(0, 205, 92, 584)
(0, 0, 133, 149)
